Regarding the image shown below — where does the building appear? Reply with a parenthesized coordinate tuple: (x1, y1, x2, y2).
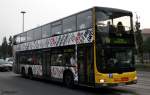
(142, 28, 150, 64)
(142, 28, 150, 41)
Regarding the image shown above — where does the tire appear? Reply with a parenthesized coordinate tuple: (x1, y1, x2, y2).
(21, 68, 26, 77)
(28, 68, 33, 79)
(64, 72, 74, 88)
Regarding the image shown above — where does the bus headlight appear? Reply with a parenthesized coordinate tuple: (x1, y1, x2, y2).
(134, 76, 137, 80)
(100, 79, 105, 83)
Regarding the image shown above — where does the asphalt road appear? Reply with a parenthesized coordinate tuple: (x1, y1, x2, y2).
(0, 71, 149, 95)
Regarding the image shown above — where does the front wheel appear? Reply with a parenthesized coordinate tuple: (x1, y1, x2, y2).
(64, 72, 74, 88)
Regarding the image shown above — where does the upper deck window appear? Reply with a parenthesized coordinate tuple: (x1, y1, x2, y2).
(63, 15, 76, 33)
(27, 30, 34, 41)
(77, 10, 92, 30)
(42, 24, 51, 38)
(96, 9, 132, 33)
(51, 21, 62, 36)
(20, 32, 26, 43)
(33, 27, 42, 40)
(13, 35, 20, 44)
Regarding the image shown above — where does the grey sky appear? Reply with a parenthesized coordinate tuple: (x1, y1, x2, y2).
(0, 0, 149, 43)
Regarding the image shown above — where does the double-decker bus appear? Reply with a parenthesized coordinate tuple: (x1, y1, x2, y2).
(13, 7, 137, 87)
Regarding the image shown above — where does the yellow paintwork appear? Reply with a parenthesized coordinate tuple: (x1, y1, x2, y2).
(92, 7, 137, 84)
(95, 69, 137, 84)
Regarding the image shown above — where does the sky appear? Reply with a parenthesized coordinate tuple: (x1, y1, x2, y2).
(0, 0, 149, 43)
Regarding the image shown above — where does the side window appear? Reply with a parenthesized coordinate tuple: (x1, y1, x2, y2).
(63, 48, 75, 65)
(20, 54, 27, 64)
(27, 30, 34, 41)
(36, 54, 42, 65)
(51, 49, 64, 66)
(14, 35, 20, 44)
(63, 16, 76, 33)
(63, 53, 71, 65)
(27, 54, 32, 64)
(42, 24, 51, 38)
(77, 10, 92, 30)
(51, 21, 62, 36)
(33, 27, 42, 40)
(51, 25, 62, 36)
(47, 53, 51, 66)
(51, 53, 63, 66)
(51, 54, 57, 65)
(32, 52, 42, 65)
(56, 54, 63, 65)
(20, 32, 26, 43)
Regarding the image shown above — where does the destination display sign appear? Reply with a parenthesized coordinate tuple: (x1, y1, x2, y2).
(104, 36, 134, 46)
(110, 38, 128, 44)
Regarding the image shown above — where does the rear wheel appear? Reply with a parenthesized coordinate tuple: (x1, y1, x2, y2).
(64, 72, 74, 88)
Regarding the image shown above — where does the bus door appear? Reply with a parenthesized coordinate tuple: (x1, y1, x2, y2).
(42, 51, 51, 78)
(77, 44, 94, 85)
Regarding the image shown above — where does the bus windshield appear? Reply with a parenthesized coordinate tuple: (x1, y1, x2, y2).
(96, 46, 135, 73)
(95, 9, 135, 73)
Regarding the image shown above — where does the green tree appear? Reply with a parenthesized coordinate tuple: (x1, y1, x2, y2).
(8, 36, 13, 57)
(1, 37, 8, 59)
(135, 22, 143, 64)
(135, 30, 143, 53)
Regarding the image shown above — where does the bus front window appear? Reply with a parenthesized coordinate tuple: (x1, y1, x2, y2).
(96, 11, 132, 34)
(96, 47, 135, 73)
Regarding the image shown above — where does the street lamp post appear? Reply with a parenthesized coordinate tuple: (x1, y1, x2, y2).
(21, 11, 26, 32)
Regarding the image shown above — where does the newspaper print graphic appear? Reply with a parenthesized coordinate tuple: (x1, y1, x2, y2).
(51, 66, 78, 81)
(51, 66, 65, 79)
(20, 64, 43, 76)
(14, 29, 93, 51)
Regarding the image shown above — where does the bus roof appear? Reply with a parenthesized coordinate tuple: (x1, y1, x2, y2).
(95, 7, 132, 14)
(14, 6, 132, 37)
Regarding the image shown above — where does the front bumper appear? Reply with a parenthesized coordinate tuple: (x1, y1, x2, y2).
(95, 80, 137, 88)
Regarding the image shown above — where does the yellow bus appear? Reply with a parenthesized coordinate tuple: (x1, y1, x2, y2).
(13, 7, 137, 88)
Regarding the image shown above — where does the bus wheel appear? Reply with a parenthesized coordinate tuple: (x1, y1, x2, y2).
(64, 72, 74, 88)
(28, 68, 33, 79)
(21, 68, 26, 77)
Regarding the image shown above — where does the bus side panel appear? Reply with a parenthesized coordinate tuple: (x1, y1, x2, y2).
(20, 64, 43, 76)
(50, 66, 78, 82)
(51, 66, 65, 79)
